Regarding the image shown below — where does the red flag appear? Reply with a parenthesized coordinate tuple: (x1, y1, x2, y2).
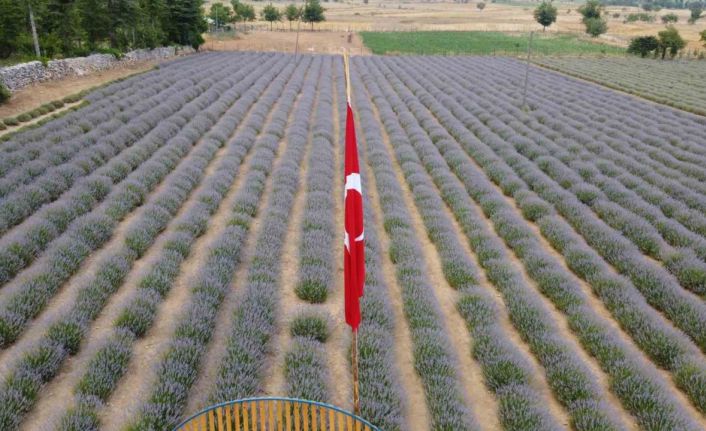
(344, 102, 365, 332)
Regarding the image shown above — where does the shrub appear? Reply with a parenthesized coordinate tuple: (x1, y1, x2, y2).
(0, 83, 10, 105)
(661, 13, 678, 23)
(628, 36, 659, 57)
(290, 311, 330, 342)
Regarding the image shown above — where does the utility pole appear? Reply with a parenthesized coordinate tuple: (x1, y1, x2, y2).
(294, 18, 301, 62)
(521, 31, 534, 111)
(28, 1, 41, 58)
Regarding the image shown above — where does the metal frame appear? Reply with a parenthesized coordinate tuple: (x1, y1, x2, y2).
(174, 397, 380, 431)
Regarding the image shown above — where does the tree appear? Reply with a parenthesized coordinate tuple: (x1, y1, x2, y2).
(302, 0, 325, 30)
(578, 0, 607, 37)
(284, 3, 301, 30)
(0, 0, 26, 58)
(701, 29, 706, 47)
(585, 17, 608, 36)
(164, 0, 207, 49)
(688, 3, 703, 23)
(578, 0, 603, 20)
(210, 3, 233, 29)
(661, 13, 678, 23)
(261, 4, 282, 30)
(627, 35, 659, 56)
(658, 25, 685, 58)
(232, 0, 256, 30)
(477, 1, 486, 10)
(534, 1, 558, 31)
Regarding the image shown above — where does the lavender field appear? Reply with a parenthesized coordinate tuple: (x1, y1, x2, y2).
(0, 52, 705, 431)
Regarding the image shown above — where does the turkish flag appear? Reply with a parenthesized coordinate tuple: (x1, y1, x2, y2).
(344, 102, 365, 332)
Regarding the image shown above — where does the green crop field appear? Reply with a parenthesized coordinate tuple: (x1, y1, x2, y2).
(360, 31, 625, 56)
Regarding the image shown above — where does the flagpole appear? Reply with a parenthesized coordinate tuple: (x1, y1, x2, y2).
(343, 49, 361, 417)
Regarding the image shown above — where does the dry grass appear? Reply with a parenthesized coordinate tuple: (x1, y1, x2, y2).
(206, 0, 706, 51)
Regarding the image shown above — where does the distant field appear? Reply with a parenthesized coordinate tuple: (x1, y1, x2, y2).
(360, 31, 626, 56)
(536, 57, 706, 115)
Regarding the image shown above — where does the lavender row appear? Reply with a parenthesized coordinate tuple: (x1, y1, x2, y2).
(360, 57, 623, 431)
(0, 55, 244, 236)
(357, 58, 563, 431)
(0, 55, 271, 289)
(410, 56, 706, 353)
(349, 61, 480, 431)
(207, 56, 321, 409)
(0, 53, 275, 429)
(126, 57, 315, 431)
(294, 58, 336, 305)
(0, 54, 210, 179)
(379, 56, 706, 423)
(0, 53, 211, 160)
(282, 57, 336, 405)
(484, 57, 706, 156)
(57, 54, 296, 431)
(421, 55, 706, 415)
(499, 59, 706, 200)
(424, 59, 706, 293)
(0, 57, 279, 348)
(332, 59, 405, 431)
(437, 57, 706, 244)
(534, 57, 706, 118)
(443, 57, 706, 214)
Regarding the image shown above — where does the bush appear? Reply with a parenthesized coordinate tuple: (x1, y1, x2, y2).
(0, 83, 10, 105)
(3, 117, 19, 126)
(290, 311, 330, 343)
(584, 17, 608, 37)
(628, 36, 659, 57)
(661, 13, 678, 23)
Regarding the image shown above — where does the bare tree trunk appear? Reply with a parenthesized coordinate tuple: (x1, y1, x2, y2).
(28, 2, 41, 57)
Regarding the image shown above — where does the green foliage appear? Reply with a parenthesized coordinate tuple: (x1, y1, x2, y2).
(625, 12, 655, 22)
(290, 311, 330, 342)
(701, 29, 706, 46)
(210, 3, 233, 28)
(0, 82, 10, 105)
(302, 0, 326, 29)
(232, 0, 256, 29)
(584, 17, 608, 36)
(661, 13, 679, 23)
(658, 25, 686, 58)
(534, 1, 558, 30)
(688, 3, 703, 23)
(578, 0, 603, 20)
(0, 0, 25, 58)
(360, 31, 624, 56)
(261, 4, 282, 30)
(0, 0, 202, 59)
(578, 0, 608, 36)
(627, 35, 659, 57)
(284, 3, 302, 27)
(477, 1, 486, 10)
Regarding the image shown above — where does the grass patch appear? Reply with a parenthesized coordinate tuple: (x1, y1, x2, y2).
(360, 31, 624, 56)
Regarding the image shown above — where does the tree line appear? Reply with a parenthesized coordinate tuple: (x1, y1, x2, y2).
(0, 0, 207, 60)
(209, 0, 325, 31)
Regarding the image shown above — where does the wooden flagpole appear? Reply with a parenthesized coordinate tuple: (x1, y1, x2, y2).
(343, 50, 361, 416)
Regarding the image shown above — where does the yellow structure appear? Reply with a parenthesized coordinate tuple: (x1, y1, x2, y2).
(175, 397, 379, 431)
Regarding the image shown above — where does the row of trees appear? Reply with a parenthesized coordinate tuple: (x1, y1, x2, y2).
(627, 26, 686, 57)
(532, 0, 702, 37)
(209, 0, 325, 31)
(531, 0, 607, 36)
(0, 0, 207, 59)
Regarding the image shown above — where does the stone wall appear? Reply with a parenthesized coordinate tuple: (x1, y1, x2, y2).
(0, 46, 196, 92)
